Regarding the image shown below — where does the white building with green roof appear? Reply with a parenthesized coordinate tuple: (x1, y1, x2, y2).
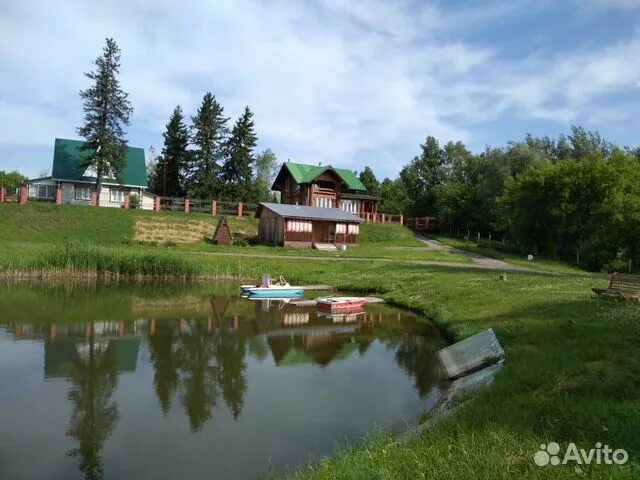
(26, 138, 155, 209)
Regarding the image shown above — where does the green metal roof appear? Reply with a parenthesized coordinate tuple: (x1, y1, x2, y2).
(52, 138, 148, 187)
(282, 162, 367, 191)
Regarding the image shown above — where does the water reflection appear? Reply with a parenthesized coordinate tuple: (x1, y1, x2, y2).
(0, 284, 446, 480)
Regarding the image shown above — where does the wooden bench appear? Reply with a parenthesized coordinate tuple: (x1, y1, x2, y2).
(592, 273, 640, 300)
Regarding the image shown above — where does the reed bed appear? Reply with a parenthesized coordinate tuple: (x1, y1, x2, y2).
(0, 240, 203, 279)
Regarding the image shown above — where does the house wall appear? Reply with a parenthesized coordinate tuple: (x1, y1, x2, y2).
(258, 208, 286, 246)
(258, 207, 360, 248)
(26, 180, 152, 209)
(141, 191, 155, 210)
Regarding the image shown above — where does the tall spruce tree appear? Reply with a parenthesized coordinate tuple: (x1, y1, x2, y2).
(153, 106, 189, 197)
(188, 92, 229, 198)
(77, 38, 133, 205)
(221, 106, 257, 201)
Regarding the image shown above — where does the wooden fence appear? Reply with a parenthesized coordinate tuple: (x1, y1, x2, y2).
(405, 216, 441, 232)
(358, 213, 404, 225)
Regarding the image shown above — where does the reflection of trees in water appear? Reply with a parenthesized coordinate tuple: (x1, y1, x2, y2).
(394, 336, 442, 397)
(148, 323, 180, 414)
(66, 336, 119, 480)
(370, 318, 444, 398)
(178, 326, 220, 431)
(148, 319, 248, 431)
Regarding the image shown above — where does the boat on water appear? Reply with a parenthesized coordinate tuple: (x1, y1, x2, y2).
(246, 287, 304, 298)
(316, 297, 366, 313)
(242, 275, 304, 298)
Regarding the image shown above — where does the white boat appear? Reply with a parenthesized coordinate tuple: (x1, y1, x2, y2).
(241, 275, 304, 298)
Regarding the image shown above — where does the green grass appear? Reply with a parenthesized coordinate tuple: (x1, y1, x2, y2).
(0, 204, 638, 477)
(431, 234, 596, 276)
(359, 222, 424, 246)
(0, 204, 473, 265)
(0, 202, 259, 244)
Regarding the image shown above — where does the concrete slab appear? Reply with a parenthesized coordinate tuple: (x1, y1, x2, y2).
(437, 328, 505, 379)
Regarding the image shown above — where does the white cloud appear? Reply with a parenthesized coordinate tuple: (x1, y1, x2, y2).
(0, 0, 639, 179)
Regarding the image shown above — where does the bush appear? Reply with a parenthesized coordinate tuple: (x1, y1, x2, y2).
(129, 193, 140, 209)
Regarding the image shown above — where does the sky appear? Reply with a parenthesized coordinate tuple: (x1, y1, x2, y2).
(1, 0, 640, 180)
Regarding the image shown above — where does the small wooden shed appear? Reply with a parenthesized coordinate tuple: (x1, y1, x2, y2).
(213, 216, 234, 245)
(256, 202, 364, 247)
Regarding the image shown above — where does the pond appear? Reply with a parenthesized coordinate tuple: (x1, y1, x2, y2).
(0, 282, 448, 480)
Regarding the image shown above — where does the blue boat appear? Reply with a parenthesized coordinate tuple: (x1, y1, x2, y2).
(246, 286, 304, 298)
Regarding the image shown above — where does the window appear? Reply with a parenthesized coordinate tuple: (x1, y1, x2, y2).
(110, 189, 125, 203)
(315, 197, 334, 209)
(340, 199, 360, 213)
(30, 184, 54, 199)
(75, 187, 91, 201)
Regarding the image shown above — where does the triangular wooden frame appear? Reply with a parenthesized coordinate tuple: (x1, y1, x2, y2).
(213, 216, 234, 245)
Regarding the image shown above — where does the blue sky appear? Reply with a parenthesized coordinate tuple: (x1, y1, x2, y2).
(1, 0, 639, 180)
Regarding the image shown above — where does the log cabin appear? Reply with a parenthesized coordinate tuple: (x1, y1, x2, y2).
(271, 162, 380, 215)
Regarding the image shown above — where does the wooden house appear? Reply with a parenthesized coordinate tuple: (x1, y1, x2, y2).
(256, 202, 364, 248)
(271, 162, 380, 216)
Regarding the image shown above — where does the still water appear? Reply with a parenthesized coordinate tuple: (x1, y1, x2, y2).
(0, 282, 447, 480)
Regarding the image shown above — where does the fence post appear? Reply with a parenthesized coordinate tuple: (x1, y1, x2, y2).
(399, 215, 404, 226)
(124, 193, 130, 209)
(477, 232, 480, 245)
(365, 212, 370, 222)
(488, 233, 492, 247)
(0, 187, 5, 204)
(90, 190, 97, 207)
(19, 186, 28, 204)
(56, 187, 62, 205)
(237, 202, 243, 217)
(154, 196, 161, 212)
(211, 200, 217, 216)
(381, 214, 386, 224)
(184, 197, 190, 213)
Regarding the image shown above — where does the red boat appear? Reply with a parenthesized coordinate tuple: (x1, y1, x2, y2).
(316, 297, 366, 313)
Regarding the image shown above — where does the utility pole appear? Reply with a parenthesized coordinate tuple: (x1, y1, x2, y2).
(163, 157, 167, 197)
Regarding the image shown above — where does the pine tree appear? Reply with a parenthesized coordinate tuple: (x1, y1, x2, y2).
(155, 106, 190, 197)
(187, 92, 229, 198)
(77, 38, 133, 205)
(221, 106, 257, 201)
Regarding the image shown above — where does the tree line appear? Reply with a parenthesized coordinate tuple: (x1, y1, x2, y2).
(358, 127, 640, 272)
(146, 96, 278, 202)
(76, 37, 278, 206)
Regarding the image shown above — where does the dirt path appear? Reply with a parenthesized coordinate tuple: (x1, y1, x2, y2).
(413, 236, 515, 270)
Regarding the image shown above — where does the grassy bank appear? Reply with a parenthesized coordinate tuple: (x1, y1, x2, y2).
(431, 234, 593, 275)
(3, 204, 637, 478)
(5, 253, 633, 478)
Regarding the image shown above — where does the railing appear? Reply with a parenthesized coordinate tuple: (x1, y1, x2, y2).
(160, 197, 186, 212)
(406, 216, 441, 232)
(358, 213, 404, 225)
(5, 186, 260, 216)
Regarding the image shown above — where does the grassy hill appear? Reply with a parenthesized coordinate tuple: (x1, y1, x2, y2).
(0, 203, 258, 245)
(0, 204, 472, 270)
